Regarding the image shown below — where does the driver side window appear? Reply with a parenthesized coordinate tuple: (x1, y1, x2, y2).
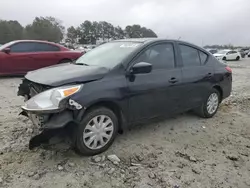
(134, 43, 175, 70)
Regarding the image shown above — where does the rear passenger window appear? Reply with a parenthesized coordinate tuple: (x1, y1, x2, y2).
(179, 45, 200, 67)
(135, 43, 175, 69)
(34, 43, 60, 52)
(199, 51, 208, 64)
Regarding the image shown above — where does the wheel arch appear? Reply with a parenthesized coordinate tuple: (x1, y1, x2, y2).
(213, 85, 223, 102)
(85, 100, 126, 133)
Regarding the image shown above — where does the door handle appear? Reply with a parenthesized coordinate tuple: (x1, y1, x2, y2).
(169, 77, 179, 84)
(206, 73, 212, 78)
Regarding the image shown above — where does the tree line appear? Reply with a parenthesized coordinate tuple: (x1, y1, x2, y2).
(0, 17, 157, 45)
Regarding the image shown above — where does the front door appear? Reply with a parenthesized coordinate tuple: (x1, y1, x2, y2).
(127, 42, 182, 123)
(3, 42, 36, 74)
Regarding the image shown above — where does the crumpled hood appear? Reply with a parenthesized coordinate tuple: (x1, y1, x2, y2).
(25, 63, 109, 86)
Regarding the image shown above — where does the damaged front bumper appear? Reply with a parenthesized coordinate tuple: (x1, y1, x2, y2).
(18, 79, 85, 150)
(20, 110, 75, 149)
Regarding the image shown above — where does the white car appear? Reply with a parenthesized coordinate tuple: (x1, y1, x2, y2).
(213, 50, 241, 61)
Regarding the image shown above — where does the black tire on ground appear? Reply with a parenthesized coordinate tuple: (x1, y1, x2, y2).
(58, 59, 72, 64)
(236, 56, 240, 61)
(222, 57, 226, 61)
(194, 88, 221, 118)
(73, 107, 118, 156)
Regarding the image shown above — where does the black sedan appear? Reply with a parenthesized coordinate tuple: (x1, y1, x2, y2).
(18, 38, 232, 155)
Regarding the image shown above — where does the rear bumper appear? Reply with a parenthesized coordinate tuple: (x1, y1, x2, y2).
(221, 74, 232, 100)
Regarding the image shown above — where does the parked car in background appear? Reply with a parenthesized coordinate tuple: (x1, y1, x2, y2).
(0, 40, 84, 75)
(213, 49, 241, 61)
(18, 38, 232, 155)
(238, 49, 246, 58)
(241, 48, 250, 55)
(208, 49, 218, 54)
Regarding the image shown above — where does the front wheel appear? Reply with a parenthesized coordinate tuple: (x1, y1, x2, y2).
(222, 57, 226, 61)
(74, 107, 118, 156)
(194, 89, 220, 118)
(236, 56, 240, 61)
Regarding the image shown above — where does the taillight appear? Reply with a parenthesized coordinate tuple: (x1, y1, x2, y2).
(225, 66, 232, 73)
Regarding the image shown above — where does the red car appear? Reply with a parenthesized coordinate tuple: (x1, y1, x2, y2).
(0, 40, 84, 75)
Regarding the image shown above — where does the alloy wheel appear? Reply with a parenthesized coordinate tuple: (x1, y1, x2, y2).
(207, 93, 219, 114)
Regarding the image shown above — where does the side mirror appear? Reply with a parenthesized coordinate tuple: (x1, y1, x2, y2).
(131, 62, 152, 74)
(3, 48, 10, 54)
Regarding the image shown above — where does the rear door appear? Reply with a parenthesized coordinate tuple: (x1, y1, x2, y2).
(29, 42, 62, 69)
(177, 43, 213, 110)
(127, 42, 183, 122)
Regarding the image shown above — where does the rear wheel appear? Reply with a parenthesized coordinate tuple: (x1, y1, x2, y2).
(74, 107, 118, 156)
(236, 56, 240, 61)
(194, 88, 220, 118)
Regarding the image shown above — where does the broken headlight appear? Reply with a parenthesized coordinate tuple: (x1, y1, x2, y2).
(22, 84, 83, 112)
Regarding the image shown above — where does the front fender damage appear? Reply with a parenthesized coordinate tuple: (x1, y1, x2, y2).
(28, 111, 77, 150)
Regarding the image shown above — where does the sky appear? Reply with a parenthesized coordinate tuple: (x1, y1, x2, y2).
(1, 0, 250, 46)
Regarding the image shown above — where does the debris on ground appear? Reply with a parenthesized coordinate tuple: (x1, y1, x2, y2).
(68, 162, 75, 167)
(107, 168, 115, 175)
(148, 172, 156, 179)
(92, 155, 103, 163)
(57, 165, 64, 171)
(226, 154, 239, 161)
(107, 154, 121, 164)
(175, 151, 197, 162)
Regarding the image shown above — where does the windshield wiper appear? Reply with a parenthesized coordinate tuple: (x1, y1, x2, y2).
(76, 63, 89, 66)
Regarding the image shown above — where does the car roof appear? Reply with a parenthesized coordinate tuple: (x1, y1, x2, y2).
(114, 38, 205, 47)
(114, 38, 181, 43)
(12, 40, 58, 45)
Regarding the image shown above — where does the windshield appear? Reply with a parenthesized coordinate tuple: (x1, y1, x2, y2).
(75, 41, 142, 68)
(0, 41, 15, 50)
(217, 50, 230, 54)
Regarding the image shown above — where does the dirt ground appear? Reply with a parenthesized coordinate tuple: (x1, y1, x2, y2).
(0, 58, 250, 188)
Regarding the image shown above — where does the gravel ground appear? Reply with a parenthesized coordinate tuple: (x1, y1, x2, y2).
(0, 58, 250, 188)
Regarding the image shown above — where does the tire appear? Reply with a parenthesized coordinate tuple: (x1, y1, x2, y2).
(236, 56, 240, 61)
(74, 107, 118, 156)
(59, 59, 72, 64)
(194, 88, 221, 118)
(222, 57, 226, 61)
